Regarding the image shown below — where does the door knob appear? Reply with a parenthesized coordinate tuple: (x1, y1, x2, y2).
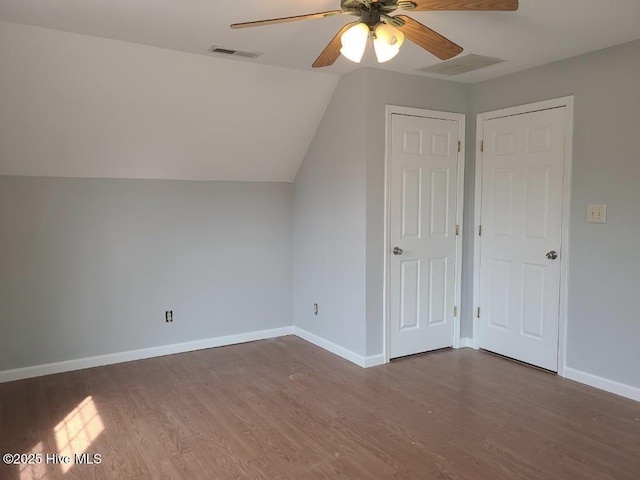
(393, 247, 404, 256)
(546, 250, 558, 260)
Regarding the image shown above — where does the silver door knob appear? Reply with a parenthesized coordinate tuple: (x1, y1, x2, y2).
(546, 250, 558, 260)
(393, 247, 404, 256)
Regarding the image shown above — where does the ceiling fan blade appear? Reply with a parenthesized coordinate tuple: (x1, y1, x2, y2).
(395, 15, 462, 60)
(231, 10, 344, 29)
(408, 0, 518, 11)
(312, 22, 357, 68)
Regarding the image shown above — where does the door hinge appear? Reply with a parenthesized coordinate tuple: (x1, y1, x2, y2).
(457, 140, 461, 153)
(455, 224, 460, 236)
(480, 140, 484, 152)
(478, 225, 482, 236)
(453, 306, 458, 317)
(477, 307, 481, 318)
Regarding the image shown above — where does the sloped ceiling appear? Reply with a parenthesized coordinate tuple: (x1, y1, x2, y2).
(1, 1, 640, 182)
(0, 21, 338, 182)
(0, 1, 639, 82)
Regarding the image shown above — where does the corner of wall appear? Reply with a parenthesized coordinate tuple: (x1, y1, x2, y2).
(291, 69, 369, 357)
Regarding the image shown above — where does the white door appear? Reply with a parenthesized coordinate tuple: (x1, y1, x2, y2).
(478, 107, 567, 371)
(389, 113, 462, 358)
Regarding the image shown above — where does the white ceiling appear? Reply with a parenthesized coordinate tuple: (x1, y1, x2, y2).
(1, 0, 640, 83)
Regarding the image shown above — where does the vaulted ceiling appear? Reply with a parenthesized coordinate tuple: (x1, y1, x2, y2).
(1, 0, 640, 82)
(1, 1, 639, 182)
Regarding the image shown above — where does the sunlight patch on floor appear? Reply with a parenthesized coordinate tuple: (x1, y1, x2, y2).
(54, 396, 104, 474)
(19, 441, 46, 480)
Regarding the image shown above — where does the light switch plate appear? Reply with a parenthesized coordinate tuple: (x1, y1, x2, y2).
(587, 204, 606, 224)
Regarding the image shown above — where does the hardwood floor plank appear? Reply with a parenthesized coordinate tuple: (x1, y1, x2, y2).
(1, 336, 639, 479)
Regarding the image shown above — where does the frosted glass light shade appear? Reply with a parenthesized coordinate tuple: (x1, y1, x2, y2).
(373, 23, 404, 63)
(340, 23, 369, 63)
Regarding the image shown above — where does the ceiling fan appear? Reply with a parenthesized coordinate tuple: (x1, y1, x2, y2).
(231, 0, 519, 67)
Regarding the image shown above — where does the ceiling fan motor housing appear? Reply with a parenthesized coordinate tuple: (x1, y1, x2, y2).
(341, 0, 400, 11)
(361, 10, 382, 28)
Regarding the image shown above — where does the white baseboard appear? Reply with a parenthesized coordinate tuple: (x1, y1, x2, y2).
(363, 353, 386, 368)
(0, 326, 294, 384)
(18, 326, 637, 403)
(563, 366, 640, 402)
(457, 337, 475, 349)
(292, 326, 385, 368)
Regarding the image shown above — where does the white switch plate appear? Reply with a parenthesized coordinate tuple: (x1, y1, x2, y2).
(587, 204, 606, 224)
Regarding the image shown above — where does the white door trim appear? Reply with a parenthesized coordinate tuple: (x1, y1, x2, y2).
(472, 96, 574, 377)
(383, 105, 465, 363)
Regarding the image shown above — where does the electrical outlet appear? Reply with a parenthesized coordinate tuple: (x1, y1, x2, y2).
(587, 204, 606, 224)
(313, 303, 318, 315)
(165, 310, 173, 322)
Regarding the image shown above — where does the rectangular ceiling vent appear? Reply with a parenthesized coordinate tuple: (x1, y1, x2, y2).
(417, 54, 504, 76)
(207, 45, 262, 59)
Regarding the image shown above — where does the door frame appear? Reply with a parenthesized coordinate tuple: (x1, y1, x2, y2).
(472, 96, 574, 376)
(383, 105, 466, 363)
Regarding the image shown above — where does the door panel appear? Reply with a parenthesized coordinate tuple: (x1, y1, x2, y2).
(401, 168, 422, 238)
(478, 107, 566, 371)
(399, 259, 420, 330)
(524, 166, 551, 238)
(430, 170, 449, 236)
(492, 169, 514, 236)
(389, 114, 460, 358)
(428, 257, 448, 325)
(489, 259, 511, 329)
(521, 263, 545, 338)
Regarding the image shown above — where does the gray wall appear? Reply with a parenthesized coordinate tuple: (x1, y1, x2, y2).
(470, 39, 640, 388)
(292, 68, 470, 358)
(0, 177, 292, 370)
(292, 69, 368, 356)
(294, 40, 640, 390)
(4, 38, 639, 391)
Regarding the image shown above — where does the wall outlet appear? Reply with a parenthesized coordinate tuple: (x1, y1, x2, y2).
(165, 310, 173, 322)
(313, 303, 318, 315)
(587, 204, 606, 224)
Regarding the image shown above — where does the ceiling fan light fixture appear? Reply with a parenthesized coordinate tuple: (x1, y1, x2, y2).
(340, 22, 369, 63)
(373, 40, 399, 63)
(232, 0, 519, 68)
(373, 22, 404, 63)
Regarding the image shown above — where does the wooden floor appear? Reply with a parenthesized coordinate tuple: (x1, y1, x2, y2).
(1, 336, 639, 479)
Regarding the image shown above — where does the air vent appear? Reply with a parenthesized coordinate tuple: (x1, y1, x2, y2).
(417, 54, 504, 76)
(207, 45, 262, 59)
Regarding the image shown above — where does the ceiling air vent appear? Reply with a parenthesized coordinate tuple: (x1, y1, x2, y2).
(207, 45, 262, 59)
(417, 54, 504, 76)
